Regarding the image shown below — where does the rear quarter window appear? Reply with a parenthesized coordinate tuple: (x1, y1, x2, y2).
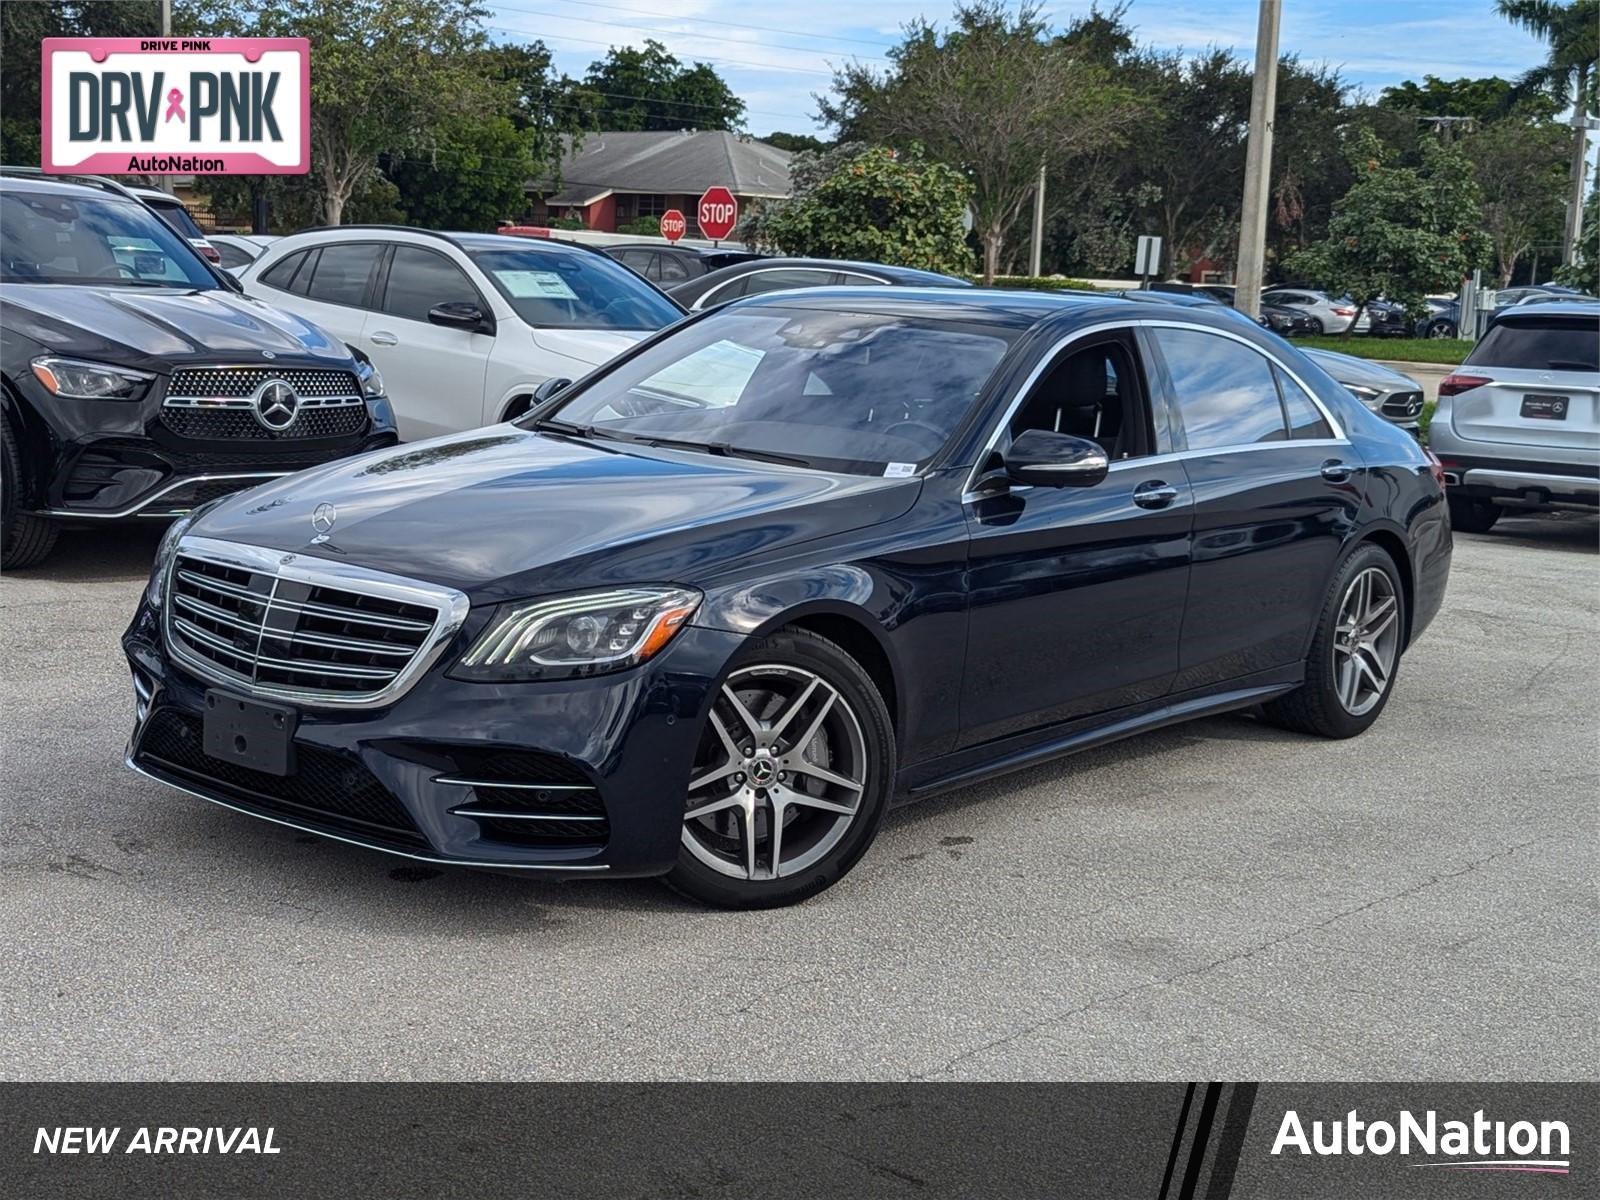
(1467, 317, 1599, 372)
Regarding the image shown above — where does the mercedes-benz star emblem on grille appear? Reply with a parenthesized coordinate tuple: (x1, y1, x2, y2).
(252, 379, 301, 431)
(311, 503, 338, 536)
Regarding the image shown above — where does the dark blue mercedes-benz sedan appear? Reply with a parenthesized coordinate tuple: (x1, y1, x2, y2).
(122, 288, 1452, 907)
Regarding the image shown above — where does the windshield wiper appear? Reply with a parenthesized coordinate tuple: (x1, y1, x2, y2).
(638, 436, 812, 467)
(531, 417, 645, 445)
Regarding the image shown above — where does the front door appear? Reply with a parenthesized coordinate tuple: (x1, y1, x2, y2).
(958, 328, 1194, 747)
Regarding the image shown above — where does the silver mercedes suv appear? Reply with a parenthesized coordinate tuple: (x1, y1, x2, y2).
(1430, 300, 1599, 533)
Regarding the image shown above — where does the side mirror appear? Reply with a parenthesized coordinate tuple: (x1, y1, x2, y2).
(428, 301, 491, 333)
(1002, 429, 1109, 488)
(531, 377, 573, 405)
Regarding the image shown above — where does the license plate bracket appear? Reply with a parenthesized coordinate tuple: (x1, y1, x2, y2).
(202, 691, 297, 776)
(1520, 393, 1569, 420)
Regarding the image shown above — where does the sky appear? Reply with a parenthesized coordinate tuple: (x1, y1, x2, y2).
(480, 0, 1554, 136)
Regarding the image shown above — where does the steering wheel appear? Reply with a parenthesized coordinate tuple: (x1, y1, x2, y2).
(94, 263, 138, 280)
(881, 419, 946, 450)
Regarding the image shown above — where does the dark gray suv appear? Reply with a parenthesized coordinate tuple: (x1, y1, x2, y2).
(1, 172, 398, 567)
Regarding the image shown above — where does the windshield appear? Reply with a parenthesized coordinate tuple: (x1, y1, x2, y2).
(0, 191, 218, 288)
(466, 245, 681, 331)
(536, 306, 1018, 474)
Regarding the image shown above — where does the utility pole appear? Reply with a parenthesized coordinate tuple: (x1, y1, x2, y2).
(1562, 63, 1592, 268)
(159, 0, 174, 195)
(1232, 0, 1280, 320)
(1029, 161, 1046, 277)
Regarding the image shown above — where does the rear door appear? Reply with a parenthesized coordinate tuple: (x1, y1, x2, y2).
(1450, 314, 1600, 453)
(365, 243, 493, 440)
(1144, 323, 1359, 693)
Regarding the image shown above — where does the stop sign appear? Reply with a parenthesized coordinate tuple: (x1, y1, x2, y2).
(659, 209, 686, 242)
(697, 186, 738, 241)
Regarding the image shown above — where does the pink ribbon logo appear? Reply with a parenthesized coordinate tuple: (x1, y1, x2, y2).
(164, 88, 185, 123)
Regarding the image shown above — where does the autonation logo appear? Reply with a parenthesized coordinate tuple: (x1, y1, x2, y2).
(1272, 1108, 1571, 1174)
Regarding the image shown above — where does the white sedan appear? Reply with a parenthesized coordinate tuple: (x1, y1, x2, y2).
(237, 228, 683, 440)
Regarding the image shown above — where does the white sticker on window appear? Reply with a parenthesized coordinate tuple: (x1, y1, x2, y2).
(496, 270, 578, 300)
(883, 462, 917, 478)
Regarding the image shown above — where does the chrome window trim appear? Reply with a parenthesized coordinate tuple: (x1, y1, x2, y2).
(162, 535, 470, 710)
(960, 317, 1348, 502)
(694, 267, 885, 310)
(42, 472, 290, 519)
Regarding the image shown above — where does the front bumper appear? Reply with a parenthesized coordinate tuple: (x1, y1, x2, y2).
(123, 599, 745, 876)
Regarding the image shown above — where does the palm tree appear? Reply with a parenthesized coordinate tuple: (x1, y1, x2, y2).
(1496, 0, 1599, 266)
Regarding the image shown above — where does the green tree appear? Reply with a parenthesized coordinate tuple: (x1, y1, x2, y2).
(763, 132, 830, 154)
(577, 40, 744, 132)
(752, 145, 974, 274)
(1555, 185, 1598, 289)
(1377, 75, 1557, 124)
(821, 2, 1139, 282)
(196, 0, 502, 224)
(1287, 130, 1491, 335)
(1, 1, 162, 165)
(1496, 1, 1599, 263)
(1466, 118, 1570, 284)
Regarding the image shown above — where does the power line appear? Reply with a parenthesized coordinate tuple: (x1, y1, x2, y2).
(495, 0, 898, 52)
(488, 1, 889, 63)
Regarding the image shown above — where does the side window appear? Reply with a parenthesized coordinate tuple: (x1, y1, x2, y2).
(831, 272, 889, 286)
(741, 268, 836, 296)
(304, 242, 382, 307)
(657, 252, 689, 283)
(257, 249, 306, 291)
(1272, 364, 1334, 439)
(381, 245, 481, 322)
(1153, 327, 1288, 449)
(699, 275, 751, 306)
(1010, 336, 1148, 460)
(215, 242, 254, 270)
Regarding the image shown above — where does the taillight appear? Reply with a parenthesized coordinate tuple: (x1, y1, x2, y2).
(1332, 306, 1355, 316)
(1423, 447, 1446, 488)
(200, 244, 221, 262)
(1438, 373, 1490, 397)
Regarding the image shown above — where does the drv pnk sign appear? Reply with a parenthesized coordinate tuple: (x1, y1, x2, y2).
(42, 38, 309, 175)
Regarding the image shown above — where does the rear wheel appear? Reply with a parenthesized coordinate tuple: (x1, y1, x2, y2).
(665, 629, 894, 909)
(1307, 317, 1325, 335)
(1, 415, 58, 569)
(1427, 320, 1456, 339)
(1262, 545, 1404, 739)
(1447, 492, 1500, 534)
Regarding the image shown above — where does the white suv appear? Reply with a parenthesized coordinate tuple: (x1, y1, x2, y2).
(239, 228, 683, 439)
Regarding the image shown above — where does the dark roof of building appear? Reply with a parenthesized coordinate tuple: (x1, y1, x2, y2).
(533, 130, 793, 205)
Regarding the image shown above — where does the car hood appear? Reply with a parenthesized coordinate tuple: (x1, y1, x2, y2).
(190, 426, 920, 603)
(0, 285, 349, 371)
(1302, 348, 1418, 389)
(529, 327, 647, 367)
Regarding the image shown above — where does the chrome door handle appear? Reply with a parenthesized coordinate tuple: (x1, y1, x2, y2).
(1132, 480, 1179, 510)
(370, 331, 399, 346)
(1320, 459, 1354, 482)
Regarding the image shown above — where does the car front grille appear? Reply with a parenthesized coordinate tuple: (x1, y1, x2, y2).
(164, 543, 467, 706)
(162, 367, 366, 442)
(1382, 390, 1425, 419)
(161, 405, 368, 441)
(137, 708, 425, 846)
(168, 367, 363, 399)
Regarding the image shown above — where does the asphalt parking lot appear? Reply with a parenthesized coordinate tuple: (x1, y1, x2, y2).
(2, 513, 1595, 1082)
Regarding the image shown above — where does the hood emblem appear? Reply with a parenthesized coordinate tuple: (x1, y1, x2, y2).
(253, 379, 300, 431)
(310, 503, 338, 539)
(262, 350, 276, 360)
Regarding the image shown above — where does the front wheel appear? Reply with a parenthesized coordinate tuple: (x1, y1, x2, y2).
(1261, 545, 1405, 739)
(1307, 317, 1325, 335)
(1447, 492, 1500, 533)
(665, 629, 894, 909)
(1427, 320, 1456, 339)
(1, 416, 59, 569)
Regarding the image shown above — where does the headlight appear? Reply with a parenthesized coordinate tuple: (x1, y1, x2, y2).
(455, 587, 701, 681)
(31, 356, 153, 400)
(145, 512, 195, 608)
(1343, 384, 1383, 410)
(356, 360, 385, 399)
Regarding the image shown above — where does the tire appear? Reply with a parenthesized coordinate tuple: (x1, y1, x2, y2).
(1261, 544, 1405, 739)
(1428, 320, 1456, 340)
(1307, 317, 1325, 335)
(665, 627, 895, 909)
(1447, 492, 1500, 534)
(1, 414, 59, 570)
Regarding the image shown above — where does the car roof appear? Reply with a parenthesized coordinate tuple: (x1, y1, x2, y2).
(260, 226, 614, 260)
(1494, 299, 1600, 320)
(0, 172, 144, 205)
